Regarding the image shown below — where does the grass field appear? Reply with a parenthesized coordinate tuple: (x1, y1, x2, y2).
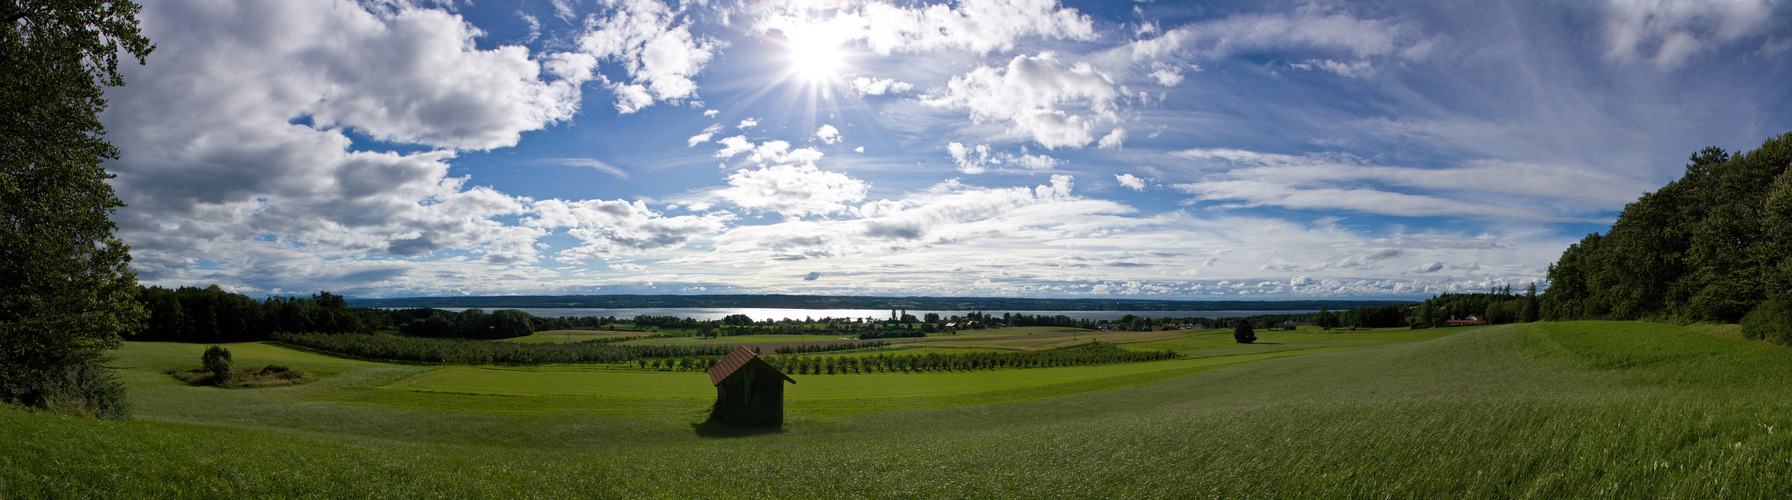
(9, 321, 1792, 497)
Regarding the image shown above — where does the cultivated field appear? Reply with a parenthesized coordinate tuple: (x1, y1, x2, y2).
(8, 322, 1792, 497)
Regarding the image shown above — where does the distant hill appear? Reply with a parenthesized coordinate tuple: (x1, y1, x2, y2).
(348, 294, 1403, 312)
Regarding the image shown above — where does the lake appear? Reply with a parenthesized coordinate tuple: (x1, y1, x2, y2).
(436, 307, 1319, 322)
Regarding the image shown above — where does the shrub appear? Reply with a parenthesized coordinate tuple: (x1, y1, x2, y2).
(4, 362, 131, 421)
(202, 345, 233, 386)
(1741, 299, 1792, 345)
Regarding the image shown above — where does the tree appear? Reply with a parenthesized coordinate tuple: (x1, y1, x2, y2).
(1233, 320, 1256, 344)
(1, 0, 154, 415)
(201, 345, 232, 386)
(1314, 307, 1338, 329)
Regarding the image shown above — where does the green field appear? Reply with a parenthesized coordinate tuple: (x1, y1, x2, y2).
(8, 321, 1792, 497)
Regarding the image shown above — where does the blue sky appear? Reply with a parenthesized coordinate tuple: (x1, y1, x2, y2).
(101, 0, 1792, 299)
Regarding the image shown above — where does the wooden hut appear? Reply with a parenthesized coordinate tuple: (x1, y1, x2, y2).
(707, 345, 795, 427)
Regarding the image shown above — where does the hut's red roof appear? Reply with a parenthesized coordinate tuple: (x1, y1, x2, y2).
(707, 345, 795, 386)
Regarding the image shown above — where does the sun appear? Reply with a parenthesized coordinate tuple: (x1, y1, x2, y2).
(773, 16, 852, 83)
(788, 38, 846, 82)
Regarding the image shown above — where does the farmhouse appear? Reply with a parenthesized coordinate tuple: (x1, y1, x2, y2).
(707, 345, 796, 427)
(1445, 314, 1486, 326)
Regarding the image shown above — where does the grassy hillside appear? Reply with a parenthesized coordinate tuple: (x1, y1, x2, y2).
(7, 322, 1792, 497)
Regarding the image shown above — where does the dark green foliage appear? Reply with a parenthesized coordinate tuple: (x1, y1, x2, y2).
(773, 341, 888, 355)
(766, 342, 1178, 374)
(1233, 321, 1255, 344)
(1, 0, 153, 414)
(1741, 300, 1792, 344)
(137, 286, 364, 341)
(1545, 135, 1792, 323)
(6, 359, 129, 420)
(1314, 307, 1339, 329)
(201, 345, 231, 385)
(272, 332, 733, 365)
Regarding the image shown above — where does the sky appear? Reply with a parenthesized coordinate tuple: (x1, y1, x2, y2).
(100, 0, 1792, 300)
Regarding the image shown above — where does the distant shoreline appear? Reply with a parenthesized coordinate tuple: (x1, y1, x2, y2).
(348, 294, 1405, 312)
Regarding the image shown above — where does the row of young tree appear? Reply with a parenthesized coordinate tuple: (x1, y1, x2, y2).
(644, 342, 1179, 375)
(1543, 136, 1792, 344)
(773, 341, 890, 355)
(271, 332, 733, 365)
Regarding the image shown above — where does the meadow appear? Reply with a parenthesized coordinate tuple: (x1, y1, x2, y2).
(6, 321, 1792, 497)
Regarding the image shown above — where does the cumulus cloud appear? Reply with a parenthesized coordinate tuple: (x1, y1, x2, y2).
(1115, 173, 1147, 191)
(947, 143, 1057, 173)
(104, 0, 604, 289)
(1410, 262, 1444, 273)
(737, 117, 759, 129)
(1097, 128, 1126, 150)
(815, 124, 842, 144)
(851, 76, 915, 95)
(926, 52, 1120, 149)
(526, 199, 730, 262)
(948, 142, 994, 174)
(575, 0, 719, 113)
(1601, 0, 1775, 70)
(714, 164, 869, 218)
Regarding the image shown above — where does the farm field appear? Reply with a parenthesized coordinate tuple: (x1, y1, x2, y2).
(8, 321, 1792, 497)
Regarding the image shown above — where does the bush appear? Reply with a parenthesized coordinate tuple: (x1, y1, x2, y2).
(202, 345, 233, 386)
(1741, 300, 1792, 345)
(4, 362, 130, 421)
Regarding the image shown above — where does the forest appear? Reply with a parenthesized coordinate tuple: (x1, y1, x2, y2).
(1542, 133, 1792, 342)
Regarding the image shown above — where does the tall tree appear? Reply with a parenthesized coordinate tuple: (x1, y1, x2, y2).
(1, 0, 153, 413)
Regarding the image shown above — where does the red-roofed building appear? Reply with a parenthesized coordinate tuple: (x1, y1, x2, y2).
(707, 345, 795, 427)
(1445, 314, 1485, 326)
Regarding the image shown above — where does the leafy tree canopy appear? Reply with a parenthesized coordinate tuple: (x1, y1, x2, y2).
(1, 0, 154, 408)
(1543, 134, 1792, 326)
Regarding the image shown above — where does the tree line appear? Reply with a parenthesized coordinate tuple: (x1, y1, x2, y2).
(1542, 134, 1792, 342)
(271, 332, 734, 365)
(639, 342, 1179, 375)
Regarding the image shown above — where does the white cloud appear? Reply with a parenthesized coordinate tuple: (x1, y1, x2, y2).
(526, 199, 730, 262)
(686, 123, 722, 147)
(926, 52, 1120, 149)
(854, 146, 865, 153)
(815, 124, 842, 144)
(714, 164, 869, 218)
(851, 76, 915, 95)
(947, 142, 1062, 173)
(1410, 262, 1444, 273)
(1130, 8, 1426, 62)
(1097, 127, 1126, 150)
(703, 109, 719, 117)
(738, 117, 759, 129)
(714, 135, 755, 158)
(948, 142, 994, 174)
(105, 0, 601, 289)
(576, 0, 719, 113)
(1169, 148, 1656, 217)
(1147, 62, 1184, 86)
(761, 0, 1096, 57)
(1115, 173, 1146, 191)
(546, 158, 629, 179)
(1602, 0, 1774, 70)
